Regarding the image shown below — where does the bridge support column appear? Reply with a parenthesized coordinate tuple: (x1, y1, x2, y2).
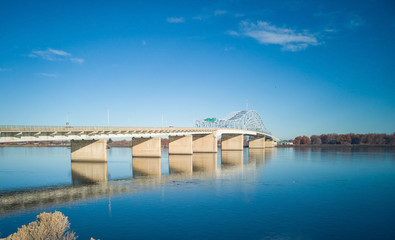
(221, 134, 243, 150)
(249, 136, 265, 149)
(192, 134, 217, 153)
(132, 137, 161, 157)
(71, 140, 107, 162)
(169, 135, 193, 154)
(265, 138, 275, 148)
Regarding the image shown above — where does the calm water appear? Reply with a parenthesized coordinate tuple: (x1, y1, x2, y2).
(1, 146, 395, 239)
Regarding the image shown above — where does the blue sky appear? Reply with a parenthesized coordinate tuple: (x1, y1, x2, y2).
(0, 0, 394, 139)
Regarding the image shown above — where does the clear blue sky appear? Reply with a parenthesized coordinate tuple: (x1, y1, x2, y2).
(0, 0, 394, 139)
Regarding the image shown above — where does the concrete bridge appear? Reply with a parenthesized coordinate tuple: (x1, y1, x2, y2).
(0, 126, 281, 161)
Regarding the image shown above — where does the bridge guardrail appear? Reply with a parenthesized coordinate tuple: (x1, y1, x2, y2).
(0, 126, 281, 141)
(0, 126, 219, 132)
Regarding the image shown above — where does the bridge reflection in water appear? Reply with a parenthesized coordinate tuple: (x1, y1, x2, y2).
(133, 157, 162, 177)
(169, 155, 193, 175)
(0, 148, 276, 215)
(71, 161, 108, 184)
(249, 148, 267, 166)
(192, 153, 218, 175)
(222, 150, 243, 167)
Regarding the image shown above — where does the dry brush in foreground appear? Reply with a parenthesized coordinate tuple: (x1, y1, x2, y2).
(5, 211, 80, 240)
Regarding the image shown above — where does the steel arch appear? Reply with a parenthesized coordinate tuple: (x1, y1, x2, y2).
(195, 110, 271, 134)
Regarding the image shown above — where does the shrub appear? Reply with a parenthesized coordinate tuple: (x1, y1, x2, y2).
(6, 211, 77, 240)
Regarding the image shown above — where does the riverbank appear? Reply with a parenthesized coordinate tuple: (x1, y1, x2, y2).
(278, 144, 395, 148)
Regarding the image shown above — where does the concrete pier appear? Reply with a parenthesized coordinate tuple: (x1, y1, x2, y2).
(132, 137, 161, 157)
(169, 135, 193, 155)
(249, 136, 265, 149)
(71, 140, 107, 162)
(265, 139, 275, 148)
(169, 154, 193, 175)
(192, 134, 218, 153)
(221, 134, 243, 150)
(132, 157, 161, 176)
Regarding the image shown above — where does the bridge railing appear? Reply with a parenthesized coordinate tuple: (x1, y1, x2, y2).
(0, 125, 125, 132)
(0, 125, 219, 132)
(0, 126, 280, 141)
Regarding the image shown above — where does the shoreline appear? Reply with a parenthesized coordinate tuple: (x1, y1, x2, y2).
(278, 144, 395, 148)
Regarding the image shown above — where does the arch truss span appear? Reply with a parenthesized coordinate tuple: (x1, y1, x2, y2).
(195, 110, 271, 135)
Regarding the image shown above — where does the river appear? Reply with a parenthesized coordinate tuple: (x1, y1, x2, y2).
(1, 146, 394, 239)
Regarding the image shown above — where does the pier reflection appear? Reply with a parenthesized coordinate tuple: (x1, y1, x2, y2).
(1, 149, 274, 215)
(169, 154, 193, 175)
(71, 161, 108, 184)
(192, 153, 217, 175)
(263, 147, 277, 162)
(249, 148, 266, 166)
(221, 150, 243, 168)
(132, 157, 161, 177)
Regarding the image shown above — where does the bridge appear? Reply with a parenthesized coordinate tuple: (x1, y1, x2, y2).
(0, 126, 279, 160)
(0, 110, 281, 161)
(195, 110, 272, 135)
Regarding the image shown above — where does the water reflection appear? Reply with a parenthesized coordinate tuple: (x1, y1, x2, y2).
(0, 181, 140, 215)
(169, 155, 193, 175)
(132, 157, 161, 177)
(221, 150, 243, 167)
(0, 148, 274, 215)
(192, 153, 218, 175)
(71, 161, 108, 184)
(249, 148, 266, 166)
(2, 147, 395, 240)
(292, 145, 395, 153)
(262, 147, 277, 161)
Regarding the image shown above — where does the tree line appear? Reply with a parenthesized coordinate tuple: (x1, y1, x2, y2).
(293, 133, 395, 145)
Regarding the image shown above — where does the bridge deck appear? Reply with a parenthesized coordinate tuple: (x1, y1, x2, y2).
(0, 126, 281, 143)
